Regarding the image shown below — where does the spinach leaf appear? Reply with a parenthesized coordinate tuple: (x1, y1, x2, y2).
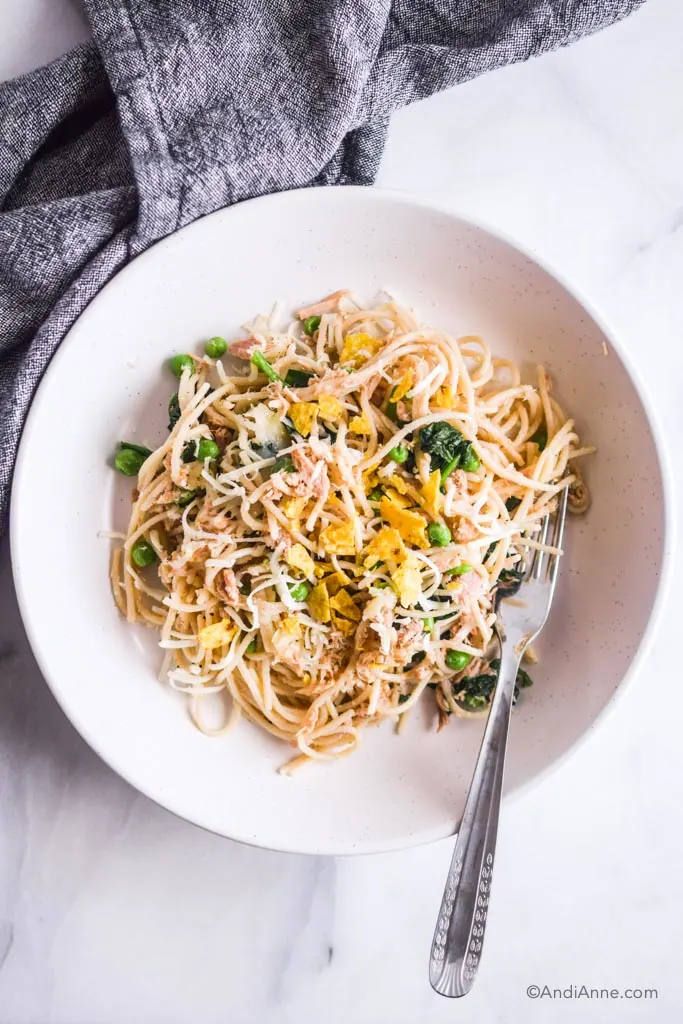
(284, 369, 314, 388)
(168, 393, 181, 430)
(419, 421, 469, 470)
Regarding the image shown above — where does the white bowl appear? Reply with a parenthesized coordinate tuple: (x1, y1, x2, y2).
(10, 187, 671, 854)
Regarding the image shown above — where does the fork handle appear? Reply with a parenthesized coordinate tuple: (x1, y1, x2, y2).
(430, 641, 522, 997)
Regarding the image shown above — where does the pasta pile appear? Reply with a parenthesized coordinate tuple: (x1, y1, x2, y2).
(111, 291, 592, 773)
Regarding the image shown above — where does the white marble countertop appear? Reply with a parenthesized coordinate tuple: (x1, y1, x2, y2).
(1, 1, 682, 1021)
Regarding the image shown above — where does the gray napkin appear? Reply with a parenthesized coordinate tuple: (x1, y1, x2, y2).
(0, 0, 644, 522)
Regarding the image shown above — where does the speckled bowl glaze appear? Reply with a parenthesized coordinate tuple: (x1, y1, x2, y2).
(11, 188, 671, 854)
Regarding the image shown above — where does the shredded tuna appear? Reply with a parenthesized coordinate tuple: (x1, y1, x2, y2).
(296, 290, 350, 319)
(194, 504, 234, 535)
(395, 619, 422, 649)
(229, 336, 260, 359)
(214, 568, 239, 605)
(356, 651, 387, 683)
(445, 469, 467, 498)
(455, 518, 479, 543)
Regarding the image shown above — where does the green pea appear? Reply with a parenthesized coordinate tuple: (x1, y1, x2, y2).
(114, 442, 151, 476)
(445, 649, 472, 672)
(460, 445, 481, 473)
(246, 639, 258, 655)
(427, 521, 452, 547)
(423, 616, 435, 633)
(388, 445, 409, 464)
(302, 315, 322, 336)
(448, 562, 473, 576)
(205, 336, 227, 359)
(368, 488, 383, 502)
(169, 354, 195, 378)
(373, 580, 390, 590)
(131, 540, 157, 568)
(288, 581, 311, 602)
(197, 438, 220, 461)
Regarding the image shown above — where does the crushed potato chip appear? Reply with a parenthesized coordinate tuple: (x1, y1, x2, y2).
(421, 469, 442, 518)
(388, 474, 409, 495)
(392, 370, 414, 403)
(285, 543, 316, 580)
(363, 526, 407, 568)
(334, 565, 352, 585)
(349, 413, 372, 435)
(289, 402, 318, 437)
(330, 589, 361, 621)
(340, 332, 382, 366)
(317, 394, 344, 421)
(198, 620, 236, 650)
(433, 384, 456, 409)
(380, 497, 429, 549)
(279, 616, 301, 636)
(391, 553, 423, 607)
(319, 520, 356, 556)
(309, 582, 331, 623)
(384, 487, 411, 509)
(332, 613, 356, 635)
(281, 496, 307, 521)
(362, 469, 380, 490)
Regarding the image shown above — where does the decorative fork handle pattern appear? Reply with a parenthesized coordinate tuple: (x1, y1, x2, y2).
(430, 640, 523, 998)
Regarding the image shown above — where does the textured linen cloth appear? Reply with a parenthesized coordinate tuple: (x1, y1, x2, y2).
(0, 0, 645, 521)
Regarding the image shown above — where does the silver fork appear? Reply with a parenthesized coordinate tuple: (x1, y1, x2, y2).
(429, 486, 568, 998)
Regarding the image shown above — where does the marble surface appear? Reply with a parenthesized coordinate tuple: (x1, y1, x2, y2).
(1, 0, 682, 1021)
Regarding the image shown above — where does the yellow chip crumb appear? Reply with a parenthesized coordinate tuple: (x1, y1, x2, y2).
(332, 613, 356, 636)
(362, 468, 380, 491)
(279, 616, 301, 636)
(289, 402, 318, 437)
(329, 589, 361, 621)
(384, 487, 410, 509)
(433, 384, 456, 409)
(363, 525, 407, 568)
(388, 474, 408, 495)
(285, 543, 316, 580)
(391, 553, 423, 608)
(198, 620, 237, 650)
(340, 332, 382, 366)
(281, 496, 307, 521)
(319, 520, 356, 556)
(392, 370, 414, 403)
(317, 394, 344, 421)
(380, 497, 429, 549)
(349, 412, 372, 435)
(421, 469, 442, 518)
(309, 582, 331, 623)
